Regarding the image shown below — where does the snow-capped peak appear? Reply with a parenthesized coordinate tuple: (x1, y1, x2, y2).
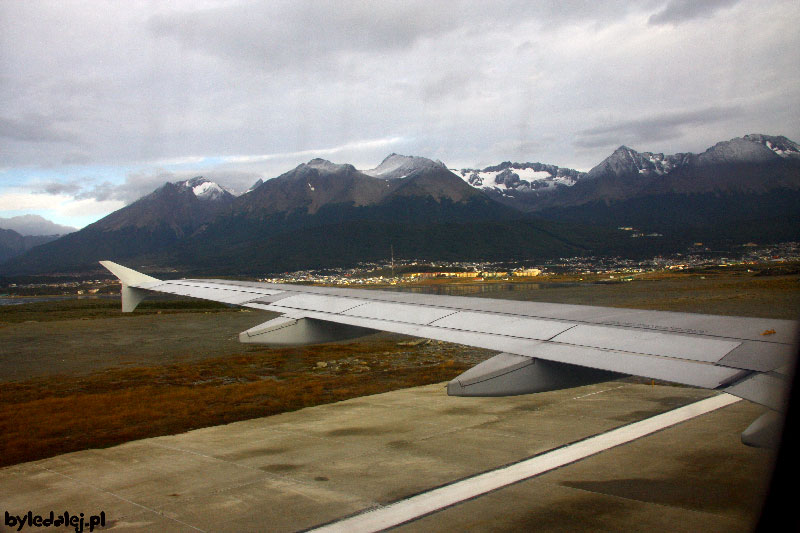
(362, 153, 446, 180)
(181, 177, 233, 201)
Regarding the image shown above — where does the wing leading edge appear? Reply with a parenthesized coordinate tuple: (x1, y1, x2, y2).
(100, 261, 798, 447)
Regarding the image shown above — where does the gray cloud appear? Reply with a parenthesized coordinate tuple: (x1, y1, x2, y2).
(40, 181, 82, 196)
(48, 170, 265, 205)
(35, 174, 173, 205)
(1, 0, 799, 224)
(74, 181, 123, 203)
(148, 1, 652, 70)
(61, 152, 92, 165)
(574, 106, 743, 150)
(86, 172, 180, 204)
(0, 116, 71, 143)
(648, 0, 742, 25)
(148, 2, 445, 69)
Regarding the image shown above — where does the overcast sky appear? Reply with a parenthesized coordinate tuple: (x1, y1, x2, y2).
(1, 0, 799, 229)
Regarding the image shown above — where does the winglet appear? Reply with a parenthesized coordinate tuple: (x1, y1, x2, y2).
(99, 261, 160, 285)
(99, 261, 161, 312)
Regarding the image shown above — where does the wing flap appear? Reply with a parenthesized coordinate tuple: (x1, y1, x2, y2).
(717, 341, 796, 372)
(264, 294, 368, 314)
(342, 301, 457, 325)
(723, 372, 791, 411)
(429, 311, 576, 340)
(550, 324, 741, 362)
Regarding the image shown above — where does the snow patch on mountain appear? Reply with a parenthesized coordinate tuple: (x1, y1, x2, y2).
(455, 162, 584, 196)
(180, 177, 234, 201)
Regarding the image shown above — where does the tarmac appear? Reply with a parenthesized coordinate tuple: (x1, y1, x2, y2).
(0, 380, 774, 532)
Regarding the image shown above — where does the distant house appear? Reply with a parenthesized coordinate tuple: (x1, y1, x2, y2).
(512, 268, 541, 277)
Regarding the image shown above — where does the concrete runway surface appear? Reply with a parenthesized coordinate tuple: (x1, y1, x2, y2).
(0, 381, 774, 532)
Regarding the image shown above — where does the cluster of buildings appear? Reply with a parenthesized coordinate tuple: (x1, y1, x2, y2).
(3, 243, 798, 295)
(401, 268, 541, 280)
(3, 278, 108, 295)
(260, 242, 800, 286)
(259, 261, 544, 286)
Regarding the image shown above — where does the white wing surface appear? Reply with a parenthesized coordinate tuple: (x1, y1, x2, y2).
(100, 261, 797, 446)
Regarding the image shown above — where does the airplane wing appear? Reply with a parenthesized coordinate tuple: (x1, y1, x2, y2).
(100, 261, 798, 447)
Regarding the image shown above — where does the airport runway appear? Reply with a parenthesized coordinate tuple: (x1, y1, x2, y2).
(0, 381, 773, 532)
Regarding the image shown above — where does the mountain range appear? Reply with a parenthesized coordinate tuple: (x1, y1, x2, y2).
(0, 214, 77, 236)
(2, 134, 799, 276)
(454, 134, 800, 209)
(0, 215, 76, 264)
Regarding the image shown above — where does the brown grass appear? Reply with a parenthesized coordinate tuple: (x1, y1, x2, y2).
(0, 298, 231, 325)
(0, 341, 472, 467)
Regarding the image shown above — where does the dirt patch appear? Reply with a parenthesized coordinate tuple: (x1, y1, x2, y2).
(324, 426, 396, 437)
(259, 463, 300, 473)
(216, 447, 290, 461)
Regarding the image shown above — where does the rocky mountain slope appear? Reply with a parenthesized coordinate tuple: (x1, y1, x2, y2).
(1, 177, 236, 273)
(458, 134, 800, 211)
(1, 157, 534, 274)
(0, 229, 61, 264)
(3, 135, 799, 275)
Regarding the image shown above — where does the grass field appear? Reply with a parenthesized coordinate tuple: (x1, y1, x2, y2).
(1, 265, 797, 467)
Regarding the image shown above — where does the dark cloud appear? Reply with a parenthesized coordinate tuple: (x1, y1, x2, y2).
(0, 116, 71, 143)
(147, 1, 655, 70)
(574, 107, 742, 149)
(420, 71, 480, 102)
(40, 181, 82, 196)
(90, 172, 178, 204)
(648, 0, 741, 25)
(35, 174, 173, 205)
(74, 181, 122, 203)
(148, 1, 447, 70)
(62, 170, 263, 205)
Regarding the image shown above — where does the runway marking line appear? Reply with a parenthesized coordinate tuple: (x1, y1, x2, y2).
(307, 393, 741, 533)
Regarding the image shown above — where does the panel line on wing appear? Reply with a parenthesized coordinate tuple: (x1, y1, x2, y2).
(547, 323, 579, 341)
(426, 310, 460, 326)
